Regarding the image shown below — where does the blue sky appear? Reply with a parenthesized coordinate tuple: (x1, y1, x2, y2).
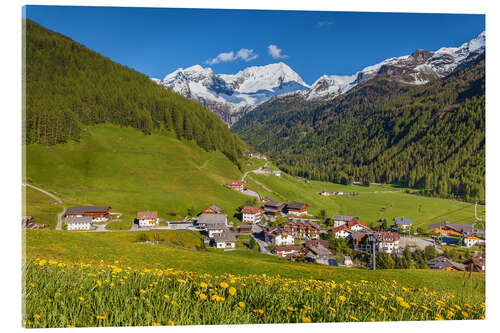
(24, 6, 485, 84)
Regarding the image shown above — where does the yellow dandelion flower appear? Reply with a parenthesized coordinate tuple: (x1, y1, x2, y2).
(421, 305, 429, 311)
(396, 296, 404, 302)
(228, 287, 236, 296)
(152, 322, 162, 326)
(39, 260, 46, 266)
(350, 316, 359, 321)
(379, 307, 385, 312)
(200, 282, 208, 288)
(257, 309, 264, 314)
(78, 297, 85, 302)
(220, 282, 229, 289)
(435, 314, 444, 321)
(199, 293, 207, 300)
(390, 307, 397, 312)
(33, 314, 40, 319)
(238, 302, 245, 308)
(97, 280, 102, 287)
(339, 295, 347, 302)
(96, 316, 105, 320)
(370, 318, 375, 322)
(462, 311, 469, 318)
(171, 300, 179, 306)
(66, 325, 75, 328)
(329, 307, 336, 313)
(400, 301, 410, 309)
(139, 289, 146, 294)
(168, 320, 175, 326)
(380, 295, 387, 301)
(302, 317, 312, 323)
(163, 294, 169, 299)
(211, 295, 220, 302)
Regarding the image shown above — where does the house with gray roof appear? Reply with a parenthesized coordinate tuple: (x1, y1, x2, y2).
(197, 213, 228, 228)
(393, 218, 413, 231)
(332, 215, 358, 227)
(213, 232, 237, 249)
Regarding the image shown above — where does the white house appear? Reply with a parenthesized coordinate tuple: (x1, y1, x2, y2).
(270, 232, 294, 246)
(331, 225, 353, 239)
(65, 216, 93, 231)
(463, 231, 486, 248)
(241, 206, 263, 224)
(394, 218, 412, 231)
(213, 232, 236, 249)
(320, 190, 331, 196)
(136, 211, 159, 227)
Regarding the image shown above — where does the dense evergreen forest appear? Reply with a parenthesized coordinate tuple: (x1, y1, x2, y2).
(24, 19, 244, 166)
(233, 57, 485, 202)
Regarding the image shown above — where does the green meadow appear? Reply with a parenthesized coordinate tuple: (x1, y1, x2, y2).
(24, 230, 484, 297)
(23, 186, 62, 229)
(25, 124, 250, 223)
(245, 172, 485, 229)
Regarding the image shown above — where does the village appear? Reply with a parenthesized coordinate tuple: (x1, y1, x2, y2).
(22, 173, 486, 274)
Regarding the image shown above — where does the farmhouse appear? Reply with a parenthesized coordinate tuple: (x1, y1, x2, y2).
(462, 230, 485, 248)
(206, 223, 228, 238)
(286, 202, 309, 216)
(374, 231, 400, 254)
(427, 221, 480, 237)
(319, 190, 331, 196)
(331, 225, 354, 239)
(227, 180, 244, 192)
(22, 216, 34, 228)
(263, 201, 286, 217)
(264, 227, 294, 246)
(393, 218, 412, 231)
(305, 239, 329, 249)
(282, 220, 319, 239)
(65, 216, 93, 231)
(136, 211, 159, 227)
(273, 171, 281, 177)
(332, 215, 358, 227)
(346, 219, 371, 232)
(213, 232, 237, 249)
(197, 213, 228, 228)
(65, 206, 111, 222)
(272, 244, 306, 257)
(202, 205, 222, 215)
(262, 196, 274, 203)
(464, 254, 485, 273)
(427, 256, 465, 271)
(241, 206, 263, 224)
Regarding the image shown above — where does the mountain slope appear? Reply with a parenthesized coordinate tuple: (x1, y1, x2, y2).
(153, 62, 310, 124)
(233, 57, 485, 202)
(24, 19, 244, 165)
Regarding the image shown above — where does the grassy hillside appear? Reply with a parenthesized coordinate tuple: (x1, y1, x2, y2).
(23, 186, 62, 229)
(24, 230, 484, 296)
(244, 169, 485, 229)
(25, 124, 251, 223)
(25, 19, 244, 166)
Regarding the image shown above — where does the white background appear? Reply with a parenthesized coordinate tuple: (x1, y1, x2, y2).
(1, 0, 498, 332)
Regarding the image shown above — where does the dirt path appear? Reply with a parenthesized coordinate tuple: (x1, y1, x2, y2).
(23, 183, 65, 230)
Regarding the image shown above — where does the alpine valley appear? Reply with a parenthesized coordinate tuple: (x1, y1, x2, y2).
(232, 31, 485, 202)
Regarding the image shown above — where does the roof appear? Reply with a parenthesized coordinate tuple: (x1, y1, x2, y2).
(136, 211, 158, 220)
(427, 256, 465, 271)
(274, 244, 305, 252)
(65, 216, 93, 224)
(331, 225, 353, 234)
(346, 219, 370, 229)
(239, 224, 253, 230)
(305, 239, 329, 248)
(374, 231, 400, 242)
(227, 180, 244, 186)
(263, 196, 274, 201)
(428, 221, 483, 234)
(206, 223, 228, 230)
(206, 205, 222, 213)
(213, 232, 237, 242)
(241, 206, 262, 214)
(287, 201, 308, 210)
(265, 201, 285, 208)
(197, 214, 228, 225)
(395, 218, 412, 225)
(307, 244, 331, 257)
(65, 206, 111, 216)
(332, 215, 358, 222)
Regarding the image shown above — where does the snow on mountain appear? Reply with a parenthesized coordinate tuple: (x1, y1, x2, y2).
(304, 31, 485, 101)
(153, 31, 484, 123)
(154, 62, 310, 124)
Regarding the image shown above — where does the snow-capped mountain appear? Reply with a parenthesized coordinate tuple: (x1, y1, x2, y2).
(153, 31, 484, 124)
(153, 62, 310, 124)
(304, 31, 485, 100)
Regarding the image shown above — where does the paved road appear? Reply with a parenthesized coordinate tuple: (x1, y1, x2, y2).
(23, 183, 65, 230)
(249, 224, 272, 255)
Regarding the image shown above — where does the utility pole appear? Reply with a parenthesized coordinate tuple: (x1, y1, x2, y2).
(368, 233, 377, 270)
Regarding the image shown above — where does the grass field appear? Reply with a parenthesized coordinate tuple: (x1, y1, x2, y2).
(25, 124, 252, 225)
(23, 186, 62, 229)
(23, 229, 485, 327)
(244, 172, 485, 229)
(24, 230, 484, 297)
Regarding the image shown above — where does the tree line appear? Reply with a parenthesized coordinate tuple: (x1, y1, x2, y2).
(24, 19, 245, 167)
